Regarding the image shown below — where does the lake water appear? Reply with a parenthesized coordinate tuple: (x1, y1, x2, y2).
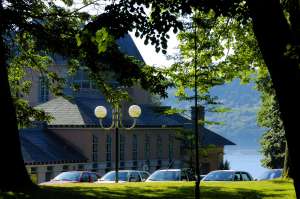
(224, 146, 269, 179)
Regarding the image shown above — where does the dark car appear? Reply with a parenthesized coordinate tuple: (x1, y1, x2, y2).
(145, 169, 194, 182)
(201, 170, 253, 181)
(39, 171, 99, 185)
(257, 169, 282, 181)
(96, 170, 150, 183)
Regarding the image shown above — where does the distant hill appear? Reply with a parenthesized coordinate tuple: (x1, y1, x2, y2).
(161, 79, 265, 150)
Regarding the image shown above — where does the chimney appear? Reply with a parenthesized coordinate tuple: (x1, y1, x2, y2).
(191, 106, 205, 125)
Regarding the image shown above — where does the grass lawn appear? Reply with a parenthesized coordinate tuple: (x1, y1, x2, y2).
(0, 179, 296, 199)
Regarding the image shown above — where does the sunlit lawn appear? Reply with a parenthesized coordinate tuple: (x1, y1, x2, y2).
(0, 179, 296, 199)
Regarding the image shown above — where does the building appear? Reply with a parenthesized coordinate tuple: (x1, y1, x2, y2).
(19, 34, 235, 183)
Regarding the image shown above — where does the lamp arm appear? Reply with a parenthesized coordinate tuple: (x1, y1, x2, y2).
(99, 118, 115, 130)
(122, 118, 137, 130)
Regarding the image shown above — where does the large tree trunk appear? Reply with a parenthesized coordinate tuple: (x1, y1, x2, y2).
(0, 35, 34, 191)
(248, 0, 300, 197)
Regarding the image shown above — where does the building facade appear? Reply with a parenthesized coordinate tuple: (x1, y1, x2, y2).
(20, 34, 234, 183)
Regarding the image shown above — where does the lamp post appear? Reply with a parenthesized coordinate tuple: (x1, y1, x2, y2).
(193, 14, 201, 199)
(94, 104, 141, 183)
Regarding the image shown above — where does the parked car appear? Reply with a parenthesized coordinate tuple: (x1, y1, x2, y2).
(145, 169, 194, 182)
(96, 170, 150, 183)
(200, 175, 207, 180)
(39, 171, 99, 185)
(257, 169, 283, 181)
(201, 170, 253, 181)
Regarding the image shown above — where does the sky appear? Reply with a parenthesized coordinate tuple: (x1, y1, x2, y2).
(129, 32, 179, 68)
(55, 0, 178, 68)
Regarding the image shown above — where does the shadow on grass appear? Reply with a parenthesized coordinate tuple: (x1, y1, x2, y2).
(0, 183, 293, 199)
(268, 179, 293, 184)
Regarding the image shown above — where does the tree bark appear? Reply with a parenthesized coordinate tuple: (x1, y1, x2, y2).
(283, 142, 290, 178)
(247, 0, 300, 197)
(0, 35, 34, 191)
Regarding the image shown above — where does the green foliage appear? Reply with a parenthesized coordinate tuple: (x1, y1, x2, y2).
(256, 72, 286, 169)
(164, 10, 259, 126)
(4, 0, 178, 129)
(219, 159, 231, 170)
(93, 28, 114, 54)
(14, 98, 53, 128)
(7, 33, 60, 127)
(176, 128, 217, 170)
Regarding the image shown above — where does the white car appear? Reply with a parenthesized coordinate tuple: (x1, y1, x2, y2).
(96, 170, 150, 183)
(39, 171, 99, 185)
(145, 169, 192, 182)
(201, 170, 253, 181)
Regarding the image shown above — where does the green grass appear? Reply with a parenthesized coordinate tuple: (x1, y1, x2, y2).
(0, 179, 296, 199)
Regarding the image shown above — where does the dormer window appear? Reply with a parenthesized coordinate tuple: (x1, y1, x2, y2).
(38, 76, 49, 102)
(72, 69, 97, 90)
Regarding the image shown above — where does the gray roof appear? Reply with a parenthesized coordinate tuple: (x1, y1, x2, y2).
(201, 127, 235, 146)
(35, 96, 234, 146)
(181, 123, 235, 146)
(36, 97, 189, 127)
(117, 34, 144, 62)
(20, 128, 87, 165)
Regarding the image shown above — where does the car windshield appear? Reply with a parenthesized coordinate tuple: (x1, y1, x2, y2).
(53, 172, 81, 181)
(100, 171, 129, 181)
(148, 170, 180, 181)
(259, 170, 282, 180)
(203, 171, 234, 181)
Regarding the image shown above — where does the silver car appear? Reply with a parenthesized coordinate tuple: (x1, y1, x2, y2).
(257, 169, 282, 180)
(201, 170, 253, 181)
(39, 171, 99, 185)
(96, 170, 150, 183)
(145, 169, 192, 182)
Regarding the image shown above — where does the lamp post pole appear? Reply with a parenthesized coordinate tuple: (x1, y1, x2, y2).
(114, 105, 120, 183)
(115, 126, 119, 183)
(193, 14, 201, 199)
(95, 104, 141, 183)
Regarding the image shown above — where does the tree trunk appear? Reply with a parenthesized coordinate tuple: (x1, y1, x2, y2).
(283, 142, 290, 178)
(247, 0, 300, 197)
(0, 35, 35, 191)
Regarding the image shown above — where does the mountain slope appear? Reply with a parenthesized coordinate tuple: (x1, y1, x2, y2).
(162, 79, 265, 149)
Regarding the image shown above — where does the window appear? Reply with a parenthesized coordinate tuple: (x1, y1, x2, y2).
(156, 135, 162, 159)
(120, 134, 125, 161)
(72, 69, 97, 90)
(39, 76, 49, 102)
(29, 167, 38, 184)
(144, 134, 150, 161)
(119, 134, 125, 169)
(92, 163, 98, 169)
(106, 134, 112, 162)
(201, 162, 210, 175)
(81, 172, 90, 182)
(156, 159, 162, 170)
(140, 172, 150, 181)
(78, 164, 84, 170)
(89, 173, 98, 182)
(241, 172, 251, 181)
(92, 135, 98, 162)
(129, 171, 141, 182)
(132, 134, 138, 161)
(45, 166, 53, 181)
(168, 135, 174, 162)
(62, 165, 69, 171)
(181, 171, 188, 181)
(120, 161, 125, 169)
(234, 172, 242, 181)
